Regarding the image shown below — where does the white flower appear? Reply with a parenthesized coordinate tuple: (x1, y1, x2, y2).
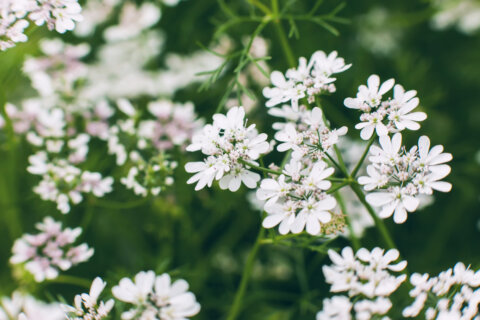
(263, 71, 305, 111)
(344, 74, 395, 111)
(368, 133, 402, 165)
(113, 271, 200, 320)
(219, 166, 261, 192)
(316, 296, 352, 320)
(345, 75, 427, 139)
(185, 157, 226, 191)
(256, 174, 291, 208)
(355, 111, 389, 140)
(64, 277, 114, 320)
(0, 292, 64, 320)
(291, 195, 336, 235)
(112, 270, 155, 306)
(417, 135, 453, 173)
(154, 274, 201, 320)
(388, 85, 427, 131)
(274, 123, 303, 154)
(358, 165, 389, 191)
(104, 2, 160, 42)
(323, 246, 407, 298)
(366, 187, 420, 223)
(10, 217, 93, 282)
(185, 106, 269, 192)
(264, 50, 350, 110)
(261, 202, 297, 235)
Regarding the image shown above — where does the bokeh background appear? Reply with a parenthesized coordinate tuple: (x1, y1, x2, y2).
(0, 0, 479, 319)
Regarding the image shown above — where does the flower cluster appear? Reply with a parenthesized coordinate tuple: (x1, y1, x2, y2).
(270, 106, 348, 160)
(318, 246, 407, 320)
(10, 217, 94, 282)
(359, 133, 452, 223)
(431, 0, 480, 35)
(344, 74, 427, 140)
(0, 0, 82, 51)
(28, 152, 113, 213)
(0, 291, 64, 320)
(185, 106, 269, 191)
(112, 270, 200, 320)
(257, 160, 339, 235)
(403, 262, 480, 319)
(263, 50, 351, 110)
(64, 277, 114, 320)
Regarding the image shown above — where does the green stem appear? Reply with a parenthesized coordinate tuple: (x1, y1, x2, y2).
(239, 159, 283, 176)
(350, 183, 396, 250)
(91, 197, 150, 210)
(46, 275, 91, 288)
(350, 136, 375, 177)
(327, 181, 350, 194)
(226, 224, 265, 320)
(335, 192, 361, 251)
(272, 5, 296, 68)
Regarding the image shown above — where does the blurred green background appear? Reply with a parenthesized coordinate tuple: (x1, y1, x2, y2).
(0, 0, 479, 319)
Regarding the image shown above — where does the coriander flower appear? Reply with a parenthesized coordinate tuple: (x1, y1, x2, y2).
(112, 271, 200, 320)
(185, 106, 269, 191)
(64, 277, 114, 320)
(344, 75, 427, 140)
(257, 160, 340, 235)
(359, 133, 452, 223)
(263, 50, 350, 110)
(10, 217, 94, 282)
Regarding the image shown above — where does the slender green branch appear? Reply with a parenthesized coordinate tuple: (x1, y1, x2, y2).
(350, 136, 375, 177)
(46, 275, 91, 288)
(271, 1, 296, 68)
(239, 159, 283, 176)
(248, 0, 271, 15)
(324, 151, 348, 177)
(226, 223, 266, 320)
(327, 181, 350, 194)
(350, 184, 396, 250)
(335, 192, 361, 251)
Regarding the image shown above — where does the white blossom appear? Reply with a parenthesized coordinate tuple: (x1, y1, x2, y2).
(112, 271, 200, 320)
(10, 217, 93, 282)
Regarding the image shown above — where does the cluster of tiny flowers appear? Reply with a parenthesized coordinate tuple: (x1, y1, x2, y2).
(0, 0, 82, 51)
(109, 99, 199, 197)
(317, 246, 407, 320)
(269, 105, 348, 160)
(185, 106, 270, 191)
(359, 133, 452, 223)
(64, 277, 114, 320)
(10, 217, 94, 282)
(263, 50, 351, 111)
(0, 291, 64, 320)
(403, 263, 480, 320)
(28, 151, 113, 213)
(120, 153, 177, 197)
(344, 74, 427, 140)
(112, 270, 201, 320)
(257, 159, 338, 236)
(431, 0, 480, 35)
(0, 31, 204, 210)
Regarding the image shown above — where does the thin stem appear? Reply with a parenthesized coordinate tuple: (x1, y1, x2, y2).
(350, 136, 375, 177)
(46, 275, 91, 288)
(271, 2, 296, 68)
(324, 152, 348, 177)
(226, 223, 265, 320)
(350, 183, 396, 250)
(248, 0, 271, 15)
(335, 192, 361, 251)
(239, 159, 283, 176)
(327, 181, 350, 194)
